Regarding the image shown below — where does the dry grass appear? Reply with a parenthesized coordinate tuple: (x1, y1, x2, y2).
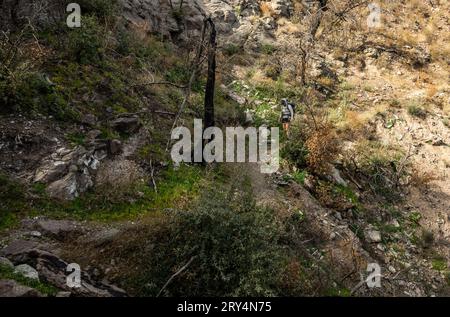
(95, 159, 145, 196)
(276, 18, 301, 35)
(260, 2, 275, 17)
(306, 123, 340, 175)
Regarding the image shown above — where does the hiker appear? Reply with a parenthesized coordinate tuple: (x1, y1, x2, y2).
(280, 98, 295, 136)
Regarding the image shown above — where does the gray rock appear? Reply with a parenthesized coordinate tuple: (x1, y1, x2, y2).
(365, 230, 382, 243)
(35, 220, 82, 241)
(0, 280, 43, 297)
(86, 130, 102, 141)
(121, 0, 206, 42)
(81, 114, 97, 126)
(0, 257, 14, 268)
(110, 116, 140, 134)
(329, 165, 347, 186)
(12, 248, 127, 297)
(87, 228, 122, 247)
(46, 172, 78, 200)
(204, 0, 237, 33)
(27, 231, 42, 238)
(34, 160, 69, 183)
(14, 264, 39, 281)
(1, 240, 39, 260)
(220, 84, 246, 105)
(109, 139, 123, 155)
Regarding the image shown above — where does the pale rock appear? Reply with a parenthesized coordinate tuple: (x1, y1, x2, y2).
(14, 264, 39, 281)
(0, 257, 14, 268)
(365, 229, 382, 243)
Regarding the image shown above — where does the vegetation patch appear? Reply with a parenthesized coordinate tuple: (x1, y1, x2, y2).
(0, 264, 58, 296)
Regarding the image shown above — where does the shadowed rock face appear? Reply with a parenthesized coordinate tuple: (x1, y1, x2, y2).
(121, 0, 207, 41)
(1, 241, 128, 297)
(0, 0, 292, 51)
(0, 0, 67, 31)
(0, 280, 43, 297)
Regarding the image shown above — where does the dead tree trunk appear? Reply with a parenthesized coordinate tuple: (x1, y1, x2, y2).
(204, 17, 216, 130)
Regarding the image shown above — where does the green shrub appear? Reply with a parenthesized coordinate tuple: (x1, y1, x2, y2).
(281, 123, 309, 169)
(223, 43, 241, 56)
(0, 264, 58, 296)
(432, 257, 447, 271)
(292, 170, 308, 185)
(67, 16, 105, 64)
(344, 141, 406, 202)
(77, 0, 119, 19)
(265, 63, 281, 80)
(407, 103, 427, 118)
(0, 174, 27, 230)
(140, 184, 285, 297)
(261, 43, 277, 55)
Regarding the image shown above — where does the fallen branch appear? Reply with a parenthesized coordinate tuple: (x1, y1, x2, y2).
(149, 159, 158, 194)
(132, 81, 187, 89)
(157, 256, 197, 297)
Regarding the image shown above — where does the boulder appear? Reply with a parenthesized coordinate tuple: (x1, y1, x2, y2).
(14, 264, 39, 281)
(204, 0, 238, 33)
(0, 280, 43, 297)
(34, 161, 69, 183)
(1, 240, 39, 260)
(365, 230, 382, 243)
(12, 249, 127, 297)
(120, 0, 206, 42)
(239, 0, 261, 17)
(2, 242, 127, 297)
(46, 172, 78, 200)
(34, 220, 83, 241)
(220, 84, 246, 105)
(110, 116, 141, 134)
(0, 257, 14, 269)
(81, 114, 97, 127)
(36, 145, 109, 200)
(108, 139, 123, 155)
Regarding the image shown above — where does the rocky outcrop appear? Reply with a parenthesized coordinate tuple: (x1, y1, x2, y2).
(121, 0, 207, 41)
(14, 264, 40, 280)
(0, 280, 43, 297)
(33, 219, 84, 241)
(1, 240, 127, 297)
(203, 0, 238, 33)
(110, 115, 141, 134)
(34, 145, 107, 200)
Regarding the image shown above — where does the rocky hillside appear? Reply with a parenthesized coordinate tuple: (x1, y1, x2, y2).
(0, 0, 449, 297)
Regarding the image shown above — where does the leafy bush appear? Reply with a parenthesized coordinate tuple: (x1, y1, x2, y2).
(265, 63, 282, 80)
(0, 174, 27, 230)
(282, 138, 308, 169)
(77, 0, 119, 19)
(343, 140, 407, 201)
(67, 16, 105, 64)
(140, 183, 285, 297)
(223, 43, 241, 56)
(407, 103, 427, 118)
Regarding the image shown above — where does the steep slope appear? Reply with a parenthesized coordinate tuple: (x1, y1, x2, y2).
(0, 0, 449, 296)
